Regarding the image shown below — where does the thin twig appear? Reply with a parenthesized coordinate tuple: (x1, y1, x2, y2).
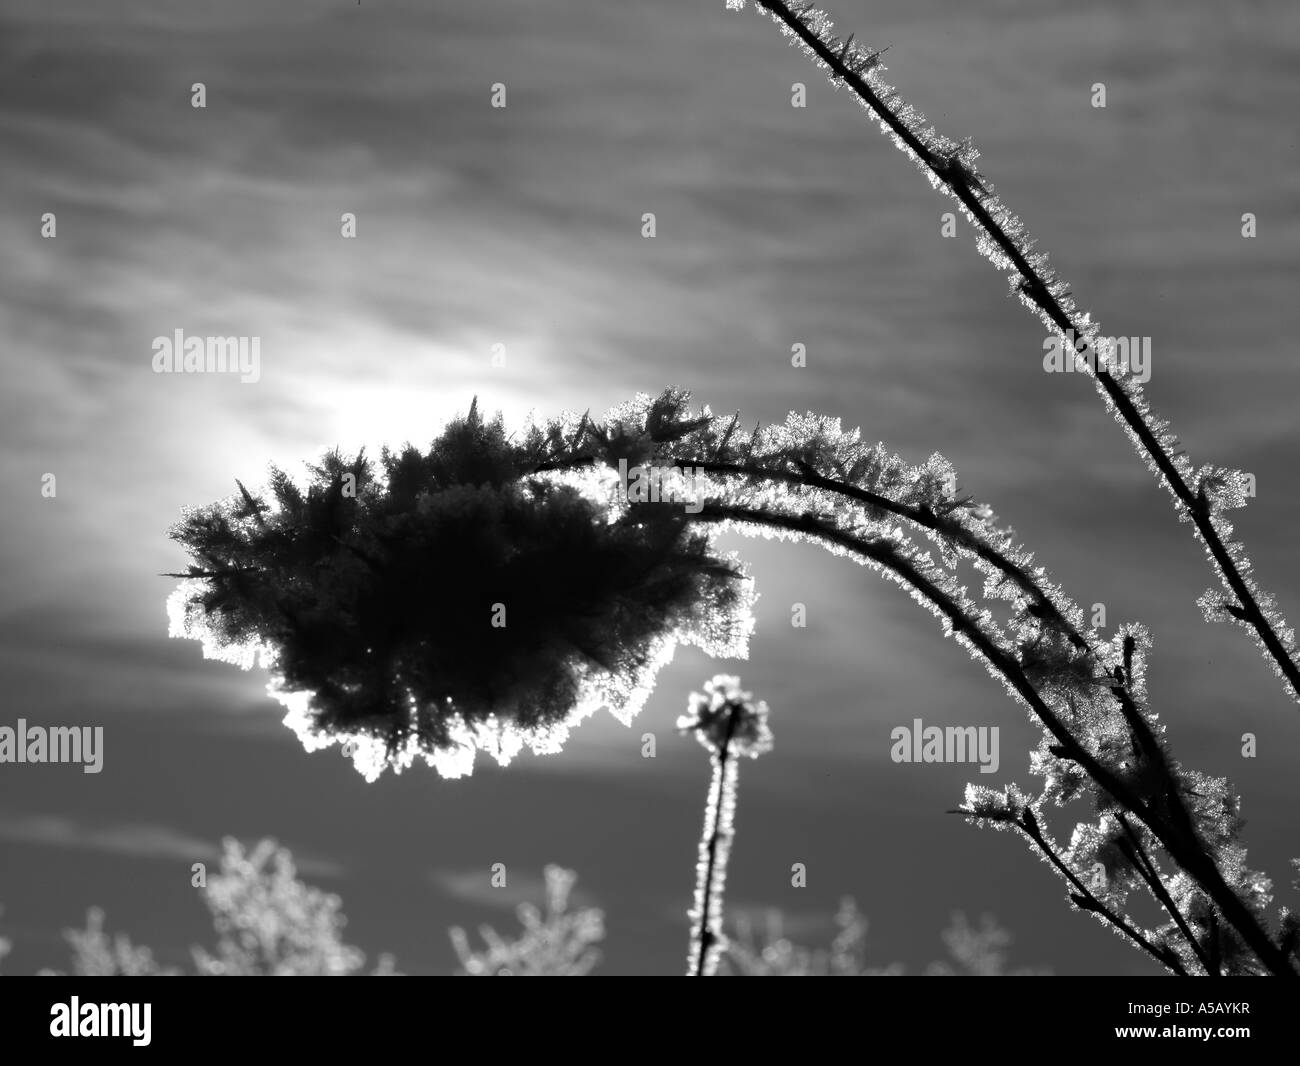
(1010, 808, 1186, 975)
(690, 709, 741, 977)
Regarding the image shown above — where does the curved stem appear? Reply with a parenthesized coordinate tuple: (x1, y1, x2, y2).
(539, 452, 1085, 646)
(699, 457, 1083, 645)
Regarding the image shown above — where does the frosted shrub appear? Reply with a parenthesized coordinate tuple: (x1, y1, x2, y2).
(722, 901, 1046, 976)
(192, 838, 367, 976)
(723, 898, 886, 976)
(35, 839, 373, 977)
(21, 849, 600, 976)
(11, 856, 1049, 976)
(449, 865, 604, 976)
(56, 908, 180, 977)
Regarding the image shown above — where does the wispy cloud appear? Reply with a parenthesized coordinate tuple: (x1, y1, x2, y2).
(0, 814, 342, 879)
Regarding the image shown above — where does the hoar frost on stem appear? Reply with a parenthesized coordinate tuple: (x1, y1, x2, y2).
(726, 0, 1300, 706)
(679, 675, 772, 976)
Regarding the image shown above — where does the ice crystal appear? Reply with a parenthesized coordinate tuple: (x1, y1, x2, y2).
(958, 782, 1033, 828)
(1064, 817, 1146, 905)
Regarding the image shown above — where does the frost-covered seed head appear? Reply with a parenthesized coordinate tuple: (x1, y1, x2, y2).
(678, 675, 773, 759)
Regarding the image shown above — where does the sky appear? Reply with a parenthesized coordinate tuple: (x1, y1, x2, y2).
(1, 0, 1298, 975)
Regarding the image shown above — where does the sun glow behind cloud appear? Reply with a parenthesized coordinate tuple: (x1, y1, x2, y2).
(294, 338, 554, 459)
